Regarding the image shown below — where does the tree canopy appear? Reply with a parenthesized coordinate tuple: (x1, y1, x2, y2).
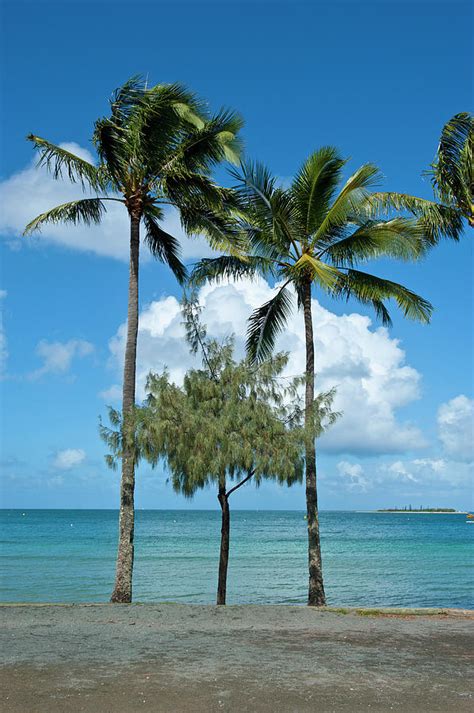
(101, 300, 339, 498)
(191, 148, 433, 363)
(25, 76, 245, 271)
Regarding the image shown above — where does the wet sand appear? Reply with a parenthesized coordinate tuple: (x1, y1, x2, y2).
(1, 603, 473, 712)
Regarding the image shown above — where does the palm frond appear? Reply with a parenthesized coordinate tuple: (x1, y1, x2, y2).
(26, 135, 107, 192)
(311, 163, 382, 247)
(160, 172, 238, 212)
(93, 117, 131, 188)
(332, 269, 433, 324)
(24, 198, 109, 235)
(291, 146, 346, 235)
(323, 218, 430, 266)
(160, 109, 244, 175)
(143, 207, 187, 284)
(179, 201, 245, 256)
(367, 191, 464, 242)
(233, 162, 297, 256)
(231, 160, 277, 211)
(292, 252, 343, 289)
(430, 112, 473, 217)
(246, 285, 293, 363)
(109, 75, 147, 125)
(190, 254, 273, 287)
(96, 81, 203, 188)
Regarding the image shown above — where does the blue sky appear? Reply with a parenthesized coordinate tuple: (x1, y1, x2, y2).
(0, 0, 472, 510)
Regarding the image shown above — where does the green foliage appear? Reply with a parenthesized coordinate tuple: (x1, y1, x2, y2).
(26, 135, 108, 192)
(24, 198, 108, 235)
(192, 148, 433, 362)
(368, 113, 473, 237)
(100, 302, 339, 498)
(367, 192, 464, 243)
(429, 112, 473, 226)
(25, 76, 245, 272)
(246, 285, 294, 363)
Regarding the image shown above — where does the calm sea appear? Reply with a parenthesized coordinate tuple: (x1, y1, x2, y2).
(1, 509, 472, 608)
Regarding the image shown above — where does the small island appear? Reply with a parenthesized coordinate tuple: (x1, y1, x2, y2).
(376, 507, 464, 513)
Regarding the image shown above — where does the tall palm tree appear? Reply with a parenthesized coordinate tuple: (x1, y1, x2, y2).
(24, 77, 243, 603)
(369, 112, 473, 236)
(191, 147, 433, 606)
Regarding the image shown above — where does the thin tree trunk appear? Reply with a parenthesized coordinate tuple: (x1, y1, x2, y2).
(111, 213, 140, 603)
(217, 481, 230, 606)
(302, 278, 326, 606)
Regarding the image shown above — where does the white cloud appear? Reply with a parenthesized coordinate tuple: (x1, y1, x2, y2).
(0, 290, 7, 377)
(381, 457, 472, 490)
(437, 395, 474, 461)
(52, 448, 86, 470)
(104, 277, 426, 456)
(383, 460, 419, 483)
(30, 338, 94, 379)
(329, 455, 472, 496)
(336, 461, 369, 491)
(0, 145, 220, 262)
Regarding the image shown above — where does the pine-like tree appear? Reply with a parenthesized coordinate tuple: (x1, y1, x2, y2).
(101, 299, 338, 605)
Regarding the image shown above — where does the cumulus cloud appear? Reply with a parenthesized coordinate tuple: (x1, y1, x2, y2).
(383, 457, 472, 490)
(437, 395, 474, 461)
(29, 338, 94, 379)
(336, 461, 369, 491)
(324, 455, 472, 500)
(104, 277, 426, 456)
(382, 460, 419, 483)
(52, 448, 86, 470)
(0, 144, 219, 262)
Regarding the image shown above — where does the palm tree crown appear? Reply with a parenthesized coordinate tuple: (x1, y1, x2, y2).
(192, 147, 433, 361)
(25, 76, 244, 273)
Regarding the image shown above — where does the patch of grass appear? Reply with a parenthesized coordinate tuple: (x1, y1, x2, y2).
(322, 606, 454, 618)
(356, 609, 386, 617)
(325, 607, 350, 615)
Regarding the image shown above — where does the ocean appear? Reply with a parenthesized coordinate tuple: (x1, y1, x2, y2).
(1, 509, 472, 608)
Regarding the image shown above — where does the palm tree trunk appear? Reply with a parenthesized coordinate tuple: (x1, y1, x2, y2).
(302, 278, 326, 606)
(111, 213, 140, 603)
(217, 481, 230, 605)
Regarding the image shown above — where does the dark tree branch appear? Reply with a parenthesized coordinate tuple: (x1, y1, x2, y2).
(226, 469, 256, 498)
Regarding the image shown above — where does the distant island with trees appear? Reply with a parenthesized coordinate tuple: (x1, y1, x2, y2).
(376, 507, 463, 513)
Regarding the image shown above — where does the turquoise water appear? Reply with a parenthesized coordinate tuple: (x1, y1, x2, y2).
(1, 509, 472, 608)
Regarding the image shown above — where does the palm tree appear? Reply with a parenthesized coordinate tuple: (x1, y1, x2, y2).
(191, 148, 433, 606)
(24, 77, 243, 603)
(369, 112, 473, 236)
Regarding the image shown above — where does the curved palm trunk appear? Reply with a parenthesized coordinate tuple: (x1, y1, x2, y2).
(217, 480, 230, 605)
(111, 213, 140, 603)
(302, 279, 326, 606)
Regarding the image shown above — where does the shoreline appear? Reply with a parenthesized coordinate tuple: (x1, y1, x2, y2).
(1, 602, 473, 615)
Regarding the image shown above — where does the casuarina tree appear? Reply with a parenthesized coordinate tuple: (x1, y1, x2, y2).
(24, 77, 243, 602)
(101, 299, 338, 605)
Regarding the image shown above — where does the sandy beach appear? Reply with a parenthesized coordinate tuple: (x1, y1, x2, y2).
(1, 603, 473, 712)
